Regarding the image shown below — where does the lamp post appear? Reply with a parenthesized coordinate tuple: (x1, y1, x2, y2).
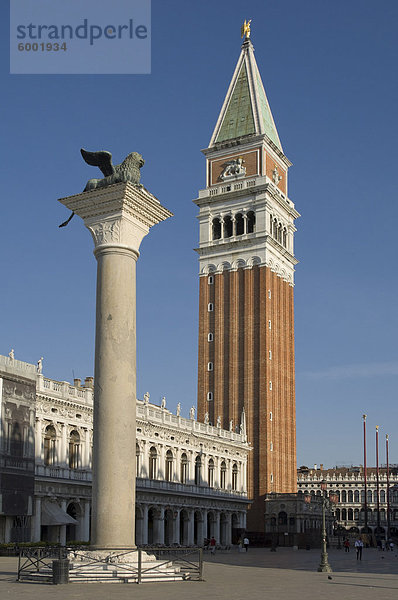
(317, 481, 338, 572)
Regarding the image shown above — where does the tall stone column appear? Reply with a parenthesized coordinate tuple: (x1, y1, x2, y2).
(60, 500, 67, 546)
(59, 182, 172, 549)
(33, 497, 41, 542)
(173, 510, 180, 544)
(142, 505, 149, 545)
(82, 500, 91, 542)
(187, 509, 195, 545)
(35, 418, 43, 464)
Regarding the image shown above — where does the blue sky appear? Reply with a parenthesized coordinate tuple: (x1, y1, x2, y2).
(1, 0, 397, 468)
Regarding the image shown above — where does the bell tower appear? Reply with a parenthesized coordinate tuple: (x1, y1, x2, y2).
(194, 25, 300, 534)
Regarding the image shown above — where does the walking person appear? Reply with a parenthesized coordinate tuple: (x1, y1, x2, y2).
(355, 537, 363, 561)
(344, 538, 350, 553)
(210, 536, 216, 555)
(243, 536, 250, 552)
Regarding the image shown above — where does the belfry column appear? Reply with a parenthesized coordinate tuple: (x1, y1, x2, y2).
(59, 182, 172, 549)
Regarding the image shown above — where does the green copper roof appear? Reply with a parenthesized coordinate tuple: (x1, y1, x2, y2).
(255, 69, 281, 149)
(215, 62, 255, 143)
(211, 41, 282, 151)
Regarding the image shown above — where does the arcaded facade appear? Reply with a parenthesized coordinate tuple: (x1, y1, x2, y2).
(0, 354, 249, 545)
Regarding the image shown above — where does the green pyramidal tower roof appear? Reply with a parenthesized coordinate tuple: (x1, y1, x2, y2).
(209, 38, 282, 151)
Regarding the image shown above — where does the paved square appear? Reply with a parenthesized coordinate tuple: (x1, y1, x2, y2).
(1, 548, 398, 600)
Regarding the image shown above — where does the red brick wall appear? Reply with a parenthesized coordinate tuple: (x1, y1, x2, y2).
(265, 150, 287, 194)
(197, 266, 296, 533)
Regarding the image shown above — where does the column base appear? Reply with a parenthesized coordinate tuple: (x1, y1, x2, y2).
(66, 548, 186, 583)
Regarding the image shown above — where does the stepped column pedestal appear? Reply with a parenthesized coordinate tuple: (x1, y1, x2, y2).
(59, 182, 172, 549)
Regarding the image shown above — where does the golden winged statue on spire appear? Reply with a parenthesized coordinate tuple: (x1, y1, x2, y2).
(241, 19, 252, 39)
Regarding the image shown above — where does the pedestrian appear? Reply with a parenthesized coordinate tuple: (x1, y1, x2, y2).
(243, 536, 249, 552)
(344, 538, 350, 553)
(354, 537, 363, 561)
(389, 541, 394, 552)
(210, 536, 216, 555)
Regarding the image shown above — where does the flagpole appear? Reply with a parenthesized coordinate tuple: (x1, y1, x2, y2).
(386, 434, 390, 541)
(363, 415, 368, 533)
(375, 426, 380, 534)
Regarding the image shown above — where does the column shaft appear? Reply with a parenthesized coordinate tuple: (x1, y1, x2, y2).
(91, 248, 137, 549)
(33, 497, 41, 542)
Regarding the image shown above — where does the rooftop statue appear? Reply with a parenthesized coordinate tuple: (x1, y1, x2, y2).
(241, 19, 251, 40)
(80, 148, 145, 192)
(59, 148, 145, 228)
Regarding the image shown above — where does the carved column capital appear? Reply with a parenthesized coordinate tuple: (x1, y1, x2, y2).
(59, 181, 173, 258)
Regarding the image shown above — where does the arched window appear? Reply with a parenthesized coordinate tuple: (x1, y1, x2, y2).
(335, 508, 341, 520)
(335, 490, 340, 502)
(224, 216, 233, 238)
(380, 489, 386, 503)
(195, 455, 202, 485)
(235, 213, 244, 236)
(278, 223, 282, 243)
(282, 228, 287, 247)
(278, 511, 287, 525)
(180, 453, 188, 484)
(348, 490, 353, 503)
(269, 214, 273, 234)
(232, 463, 238, 491)
(354, 508, 359, 520)
(342, 508, 347, 520)
(149, 446, 157, 479)
(316, 490, 321, 496)
(367, 489, 372, 503)
(44, 425, 56, 466)
(208, 458, 214, 487)
(69, 430, 80, 469)
(247, 211, 255, 234)
(373, 490, 378, 503)
(348, 508, 353, 520)
(165, 449, 173, 482)
(354, 490, 360, 503)
(10, 422, 23, 457)
(136, 443, 140, 476)
(361, 490, 365, 503)
(220, 461, 227, 489)
(341, 490, 347, 503)
(212, 218, 221, 240)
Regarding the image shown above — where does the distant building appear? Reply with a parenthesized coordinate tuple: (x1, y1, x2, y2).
(263, 492, 331, 549)
(0, 354, 249, 545)
(297, 465, 398, 537)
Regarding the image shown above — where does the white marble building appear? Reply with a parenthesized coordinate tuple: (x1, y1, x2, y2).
(297, 465, 398, 537)
(0, 355, 249, 546)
